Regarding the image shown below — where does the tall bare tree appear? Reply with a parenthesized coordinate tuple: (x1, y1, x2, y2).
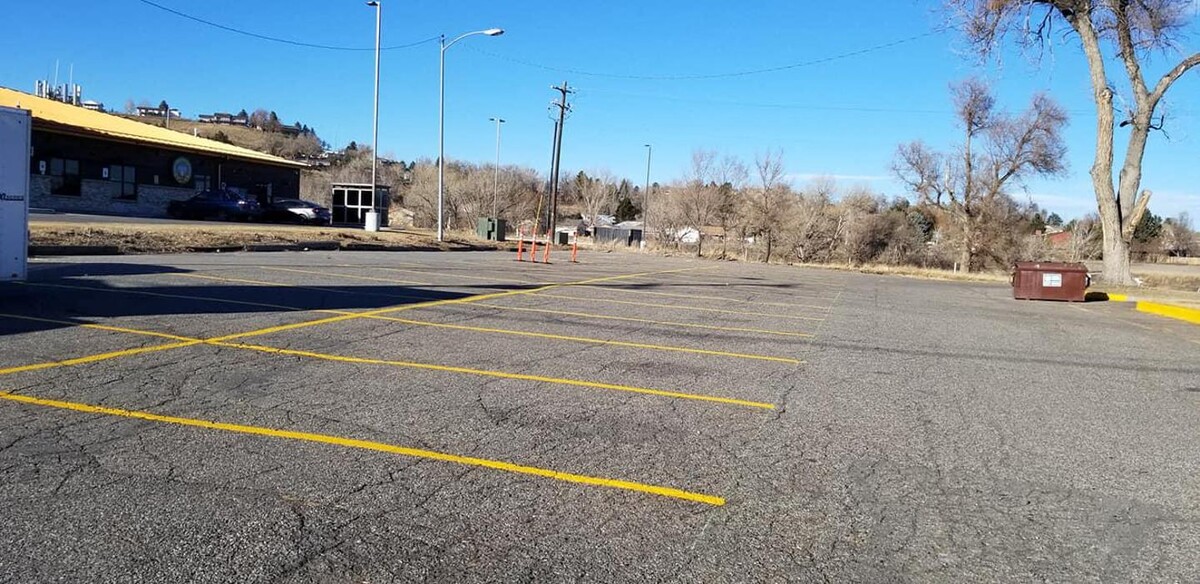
(947, 0, 1200, 283)
(577, 170, 619, 231)
(674, 150, 741, 257)
(894, 79, 1067, 271)
(749, 149, 792, 263)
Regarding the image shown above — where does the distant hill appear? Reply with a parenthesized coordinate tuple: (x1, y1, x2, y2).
(117, 114, 323, 160)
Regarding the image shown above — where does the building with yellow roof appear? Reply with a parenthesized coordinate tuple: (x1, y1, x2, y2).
(0, 86, 305, 217)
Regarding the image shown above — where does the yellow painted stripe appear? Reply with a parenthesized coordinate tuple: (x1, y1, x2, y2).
(580, 285, 833, 311)
(1136, 301, 1200, 326)
(23, 281, 324, 313)
(215, 340, 775, 410)
(364, 315, 802, 364)
(0, 340, 201, 376)
(0, 313, 199, 342)
(0, 391, 724, 506)
(1108, 293, 1129, 302)
(259, 266, 435, 286)
(472, 303, 815, 338)
(0, 313, 772, 409)
(7, 265, 719, 374)
(351, 264, 542, 285)
(533, 292, 825, 322)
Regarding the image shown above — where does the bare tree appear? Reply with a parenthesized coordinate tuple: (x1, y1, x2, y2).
(947, 0, 1200, 283)
(673, 150, 743, 257)
(746, 149, 794, 263)
(577, 170, 619, 231)
(1161, 212, 1194, 257)
(894, 79, 1067, 272)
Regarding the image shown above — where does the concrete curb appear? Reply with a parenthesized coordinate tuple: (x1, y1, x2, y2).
(28, 245, 121, 256)
(1100, 292, 1200, 326)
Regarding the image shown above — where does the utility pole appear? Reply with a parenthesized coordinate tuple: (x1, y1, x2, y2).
(547, 81, 573, 237)
(489, 117, 505, 219)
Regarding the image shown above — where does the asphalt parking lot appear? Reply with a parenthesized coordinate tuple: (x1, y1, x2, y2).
(2, 250, 1199, 582)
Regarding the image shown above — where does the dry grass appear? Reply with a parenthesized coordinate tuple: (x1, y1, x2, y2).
(30, 221, 504, 255)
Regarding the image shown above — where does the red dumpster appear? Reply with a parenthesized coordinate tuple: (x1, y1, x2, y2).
(1012, 262, 1090, 302)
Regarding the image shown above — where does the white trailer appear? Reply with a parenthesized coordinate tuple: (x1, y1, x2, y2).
(1, 106, 31, 281)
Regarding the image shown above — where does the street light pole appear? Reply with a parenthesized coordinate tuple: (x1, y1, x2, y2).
(437, 28, 504, 242)
(489, 117, 505, 219)
(366, 0, 382, 232)
(643, 143, 652, 247)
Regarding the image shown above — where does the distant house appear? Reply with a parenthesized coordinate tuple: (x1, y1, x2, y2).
(198, 111, 249, 126)
(1044, 230, 1072, 248)
(80, 100, 105, 112)
(136, 104, 181, 118)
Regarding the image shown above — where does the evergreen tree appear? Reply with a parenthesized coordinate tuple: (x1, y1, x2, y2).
(615, 196, 641, 222)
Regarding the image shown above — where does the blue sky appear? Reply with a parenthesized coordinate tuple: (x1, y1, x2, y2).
(2, 0, 1197, 219)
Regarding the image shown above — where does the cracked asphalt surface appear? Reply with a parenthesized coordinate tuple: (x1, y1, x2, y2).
(1, 250, 1199, 582)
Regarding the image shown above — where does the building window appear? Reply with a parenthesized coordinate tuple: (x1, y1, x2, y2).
(194, 174, 211, 192)
(49, 158, 81, 196)
(109, 165, 137, 200)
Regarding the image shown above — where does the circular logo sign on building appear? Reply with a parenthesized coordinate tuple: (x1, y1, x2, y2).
(172, 156, 193, 185)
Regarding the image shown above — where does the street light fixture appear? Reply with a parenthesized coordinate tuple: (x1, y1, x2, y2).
(437, 28, 505, 242)
(489, 117, 505, 220)
(365, 0, 382, 232)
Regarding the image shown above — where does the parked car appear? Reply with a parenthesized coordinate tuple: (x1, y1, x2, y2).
(167, 190, 262, 221)
(263, 198, 332, 225)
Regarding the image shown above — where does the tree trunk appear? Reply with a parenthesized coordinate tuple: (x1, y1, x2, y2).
(1100, 212, 1135, 285)
(696, 235, 703, 258)
(764, 232, 773, 264)
(959, 247, 973, 273)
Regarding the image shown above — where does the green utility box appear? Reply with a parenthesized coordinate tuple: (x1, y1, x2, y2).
(475, 217, 507, 242)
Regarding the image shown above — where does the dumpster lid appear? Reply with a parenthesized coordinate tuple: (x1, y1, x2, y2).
(1013, 261, 1089, 272)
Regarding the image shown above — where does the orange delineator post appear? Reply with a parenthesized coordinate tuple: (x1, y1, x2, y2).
(571, 238, 578, 263)
(515, 228, 525, 261)
(529, 238, 538, 264)
(542, 239, 551, 264)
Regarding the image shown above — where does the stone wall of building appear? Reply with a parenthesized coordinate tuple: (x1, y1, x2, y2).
(31, 176, 195, 217)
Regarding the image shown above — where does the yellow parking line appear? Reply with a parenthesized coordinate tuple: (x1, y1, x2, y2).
(351, 265, 541, 286)
(8, 265, 718, 374)
(0, 391, 724, 506)
(0, 313, 773, 410)
(260, 266, 434, 286)
(532, 292, 825, 322)
(171, 272, 436, 304)
(23, 281, 322, 313)
(0, 340, 202, 376)
(622, 273, 844, 296)
(365, 315, 802, 364)
(220, 340, 775, 409)
(472, 303, 815, 338)
(580, 285, 833, 311)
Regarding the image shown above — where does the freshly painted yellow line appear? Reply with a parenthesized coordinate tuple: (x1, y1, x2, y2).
(1108, 293, 1129, 302)
(0, 312, 772, 409)
(218, 341, 775, 409)
(532, 292, 825, 322)
(0, 340, 201, 376)
(365, 315, 802, 364)
(1136, 301, 1200, 326)
(0, 391, 724, 506)
(259, 266, 434, 286)
(472, 303, 815, 338)
(580, 285, 834, 311)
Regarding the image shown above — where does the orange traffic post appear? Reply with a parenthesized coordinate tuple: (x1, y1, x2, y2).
(571, 238, 578, 263)
(529, 238, 538, 264)
(542, 239, 551, 264)
(515, 228, 525, 261)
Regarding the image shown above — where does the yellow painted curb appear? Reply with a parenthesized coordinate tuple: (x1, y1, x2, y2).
(1107, 293, 1129, 302)
(1136, 301, 1200, 326)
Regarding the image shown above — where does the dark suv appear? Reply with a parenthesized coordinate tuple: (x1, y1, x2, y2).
(167, 190, 263, 221)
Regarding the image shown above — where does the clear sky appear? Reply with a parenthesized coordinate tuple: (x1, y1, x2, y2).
(2, 0, 1197, 219)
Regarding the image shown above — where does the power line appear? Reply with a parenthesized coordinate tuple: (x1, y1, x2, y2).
(465, 30, 945, 81)
(133, 0, 438, 51)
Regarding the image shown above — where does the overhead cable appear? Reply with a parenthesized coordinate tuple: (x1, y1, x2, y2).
(133, 0, 438, 51)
